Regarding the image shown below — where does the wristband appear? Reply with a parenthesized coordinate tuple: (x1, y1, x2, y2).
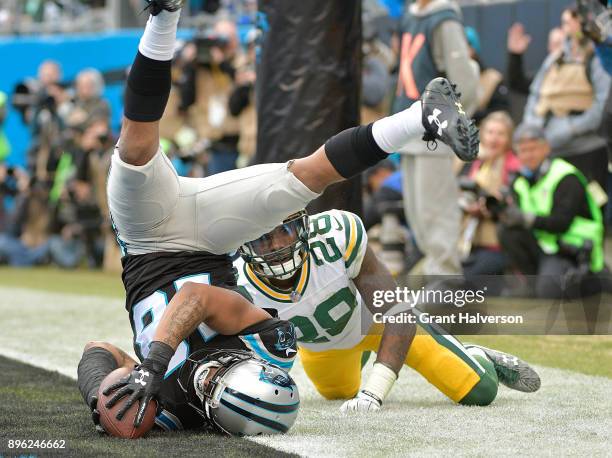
(362, 362, 398, 403)
(145, 341, 175, 374)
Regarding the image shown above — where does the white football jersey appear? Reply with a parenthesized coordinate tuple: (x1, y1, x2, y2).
(235, 210, 370, 351)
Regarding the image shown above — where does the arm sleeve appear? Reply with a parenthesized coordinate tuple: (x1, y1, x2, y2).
(229, 84, 252, 117)
(532, 175, 586, 233)
(432, 20, 479, 116)
(506, 52, 532, 94)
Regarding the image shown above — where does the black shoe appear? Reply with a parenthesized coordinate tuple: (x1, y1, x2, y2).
(144, 0, 183, 16)
(421, 77, 479, 162)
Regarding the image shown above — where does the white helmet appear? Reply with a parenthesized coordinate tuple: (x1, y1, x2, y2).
(239, 210, 310, 280)
(179, 350, 300, 436)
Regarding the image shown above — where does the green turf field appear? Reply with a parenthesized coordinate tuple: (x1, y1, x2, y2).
(1, 268, 611, 457)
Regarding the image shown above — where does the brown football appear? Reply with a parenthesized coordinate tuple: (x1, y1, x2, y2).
(97, 366, 158, 439)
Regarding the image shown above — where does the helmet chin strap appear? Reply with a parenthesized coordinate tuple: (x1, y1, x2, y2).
(193, 361, 222, 403)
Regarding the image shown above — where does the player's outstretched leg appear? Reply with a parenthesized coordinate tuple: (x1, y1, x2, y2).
(77, 342, 136, 433)
(464, 344, 541, 393)
(290, 77, 479, 194)
(117, 0, 184, 166)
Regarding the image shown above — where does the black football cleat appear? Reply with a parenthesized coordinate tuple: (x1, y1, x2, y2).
(421, 77, 479, 162)
(144, 0, 184, 16)
(466, 344, 541, 393)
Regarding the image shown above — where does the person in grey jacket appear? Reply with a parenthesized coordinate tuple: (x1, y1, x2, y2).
(393, 0, 478, 276)
(522, 7, 611, 194)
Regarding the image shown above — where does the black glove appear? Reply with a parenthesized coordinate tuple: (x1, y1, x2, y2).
(103, 341, 174, 427)
(89, 395, 107, 434)
(500, 206, 535, 229)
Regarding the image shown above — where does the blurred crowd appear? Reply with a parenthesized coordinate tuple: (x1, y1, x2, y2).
(0, 0, 611, 300)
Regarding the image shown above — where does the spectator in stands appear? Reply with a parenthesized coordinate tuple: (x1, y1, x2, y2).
(229, 30, 257, 168)
(465, 26, 510, 124)
(0, 178, 50, 267)
(507, 24, 566, 95)
(61, 68, 110, 129)
(579, 0, 612, 222)
(498, 124, 605, 299)
(394, 0, 478, 276)
(21, 60, 67, 183)
(363, 159, 405, 231)
(48, 119, 111, 268)
(522, 7, 611, 196)
(458, 111, 519, 283)
(361, 17, 394, 125)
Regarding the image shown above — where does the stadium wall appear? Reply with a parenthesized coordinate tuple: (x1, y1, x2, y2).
(0, 0, 569, 167)
(0, 30, 192, 167)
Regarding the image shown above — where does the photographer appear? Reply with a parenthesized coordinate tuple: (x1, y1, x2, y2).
(458, 112, 520, 282)
(522, 7, 611, 196)
(60, 68, 110, 129)
(498, 124, 605, 299)
(165, 19, 242, 175)
(48, 119, 111, 268)
(13, 60, 68, 183)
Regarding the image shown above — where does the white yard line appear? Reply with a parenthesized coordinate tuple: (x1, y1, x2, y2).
(1, 287, 611, 457)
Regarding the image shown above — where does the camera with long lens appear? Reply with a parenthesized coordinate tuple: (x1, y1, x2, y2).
(458, 176, 509, 219)
(11, 80, 62, 121)
(194, 30, 230, 65)
(577, 0, 611, 43)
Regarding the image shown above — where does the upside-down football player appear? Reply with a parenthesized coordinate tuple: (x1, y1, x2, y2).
(76, 0, 479, 435)
(235, 210, 541, 411)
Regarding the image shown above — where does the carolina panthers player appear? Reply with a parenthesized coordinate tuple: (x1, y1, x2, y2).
(235, 210, 541, 411)
(81, 0, 479, 431)
(77, 282, 299, 434)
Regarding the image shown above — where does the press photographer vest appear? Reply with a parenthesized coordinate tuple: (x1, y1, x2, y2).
(513, 159, 603, 272)
(535, 56, 594, 118)
(393, 7, 461, 110)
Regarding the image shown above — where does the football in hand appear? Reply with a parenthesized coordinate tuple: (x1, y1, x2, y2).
(97, 366, 158, 439)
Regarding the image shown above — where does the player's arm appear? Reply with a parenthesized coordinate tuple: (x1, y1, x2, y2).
(153, 282, 271, 349)
(342, 245, 416, 412)
(104, 283, 271, 426)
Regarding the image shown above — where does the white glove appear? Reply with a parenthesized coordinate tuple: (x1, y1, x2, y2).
(340, 390, 382, 413)
(340, 363, 398, 413)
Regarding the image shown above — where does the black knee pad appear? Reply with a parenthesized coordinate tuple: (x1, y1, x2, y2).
(324, 124, 388, 179)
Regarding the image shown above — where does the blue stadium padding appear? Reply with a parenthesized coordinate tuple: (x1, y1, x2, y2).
(0, 30, 193, 167)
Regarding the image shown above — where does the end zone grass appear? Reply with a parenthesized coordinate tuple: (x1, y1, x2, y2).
(1, 268, 611, 457)
(0, 356, 297, 458)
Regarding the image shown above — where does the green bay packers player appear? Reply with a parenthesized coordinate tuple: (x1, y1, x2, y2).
(235, 210, 541, 411)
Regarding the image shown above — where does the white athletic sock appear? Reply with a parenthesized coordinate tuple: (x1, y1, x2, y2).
(138, 10, 181, 61)
(466, 346, 488, 360)
(372, 101, 424, 154)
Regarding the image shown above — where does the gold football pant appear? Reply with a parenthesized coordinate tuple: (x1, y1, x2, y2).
(299, 323, 498, 406)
